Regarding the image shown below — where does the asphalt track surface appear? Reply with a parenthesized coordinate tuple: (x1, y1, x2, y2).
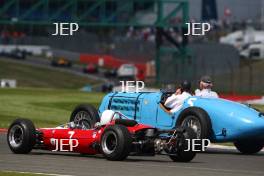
(0, 57, 107, 82)
(1, 57, 264, 176)
(0, 134, 264, 176)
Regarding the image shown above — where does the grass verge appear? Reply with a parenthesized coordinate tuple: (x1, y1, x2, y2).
(0, 88, 104, 128)
(0, 58, 97, 89)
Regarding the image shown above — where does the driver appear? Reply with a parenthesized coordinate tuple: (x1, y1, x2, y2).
(94, 110, 119, 127)
(195, 75, 218, 98)
(164, 80, 192, 113)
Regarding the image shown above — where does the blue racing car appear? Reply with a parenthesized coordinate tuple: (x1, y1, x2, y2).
(70, 90, 264, 154)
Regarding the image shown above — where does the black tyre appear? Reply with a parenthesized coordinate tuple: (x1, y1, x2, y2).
(70, 104, 99, 129)
(7, 118, 36, 154)
(67, 62, 72, 67)
(100, 125, 132, 161)
(177, 107, 212, 139)
(234, 140, 263, 154)
(51, 61, 57, 67)
(169, 127, 197, 162)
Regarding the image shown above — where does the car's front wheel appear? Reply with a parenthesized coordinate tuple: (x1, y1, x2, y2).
(177, 107, 211, 139)
(234, 140, 263, 154)
(7, 118, 36, 154)
(169, 127, 197, 162)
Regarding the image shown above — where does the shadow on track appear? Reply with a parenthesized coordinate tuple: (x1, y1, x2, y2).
(30, 151, 205, 163)
(203, 149, 264, 156)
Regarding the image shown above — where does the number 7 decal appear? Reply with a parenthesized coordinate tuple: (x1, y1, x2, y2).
(68, 131, 75, 139)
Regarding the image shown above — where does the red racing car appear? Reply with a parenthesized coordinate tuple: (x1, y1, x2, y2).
(7, 110, 197, 162)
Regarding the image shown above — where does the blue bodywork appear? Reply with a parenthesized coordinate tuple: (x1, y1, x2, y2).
(98, 91, 264, 142)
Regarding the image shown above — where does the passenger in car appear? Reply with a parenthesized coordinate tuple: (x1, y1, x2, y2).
(164, 80, 192, 113)
(195, 75, 218, 98)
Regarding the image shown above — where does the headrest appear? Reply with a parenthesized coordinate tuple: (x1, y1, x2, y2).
(115, 119, 138, 127)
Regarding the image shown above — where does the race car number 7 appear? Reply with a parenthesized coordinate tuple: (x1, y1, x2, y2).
(187, 98, 197, 107)
(68, 131, 75, 138)
(51, 131, 79, 152)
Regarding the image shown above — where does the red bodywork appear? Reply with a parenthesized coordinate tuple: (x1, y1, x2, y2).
(38, 122, 152, 154)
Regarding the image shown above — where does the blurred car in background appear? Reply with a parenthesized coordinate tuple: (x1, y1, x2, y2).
(104, 68, 117, 78)
(83, 63, 98, 74)
(0, 48, 28, 59)
(240, 43, 264, 60)
(117, 64, 137, 81)
(51, 57, 72, 67)
(101, 82, 114, 92)
(220, 28, 264, 51)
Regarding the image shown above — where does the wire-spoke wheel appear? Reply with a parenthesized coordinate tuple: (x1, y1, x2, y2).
(74, 111, 92, 129)
(181, 116, 202, 139)
(70, 104, 99, 129)
(177, 107, 211, 140)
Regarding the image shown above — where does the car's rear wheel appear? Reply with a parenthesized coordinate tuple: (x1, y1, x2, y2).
(234, 140, 263, 154)
(70, 104, 99, 129)
(177, 107, 211, 139)
(169, 127, 197, 162)
(7, 118, 36, 154)
(100, 125, 132, 161)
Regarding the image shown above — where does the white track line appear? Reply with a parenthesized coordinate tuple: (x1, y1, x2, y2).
(246, 96, 264, 105)
(209, 144, 264, 151)
(209, 144, 236, 150)
(130, 163, 264, 175)
(3, 170, 74, 176)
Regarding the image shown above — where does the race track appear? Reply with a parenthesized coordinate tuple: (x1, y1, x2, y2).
(0, 57, 107, 82)
(0, 133, 263, 176)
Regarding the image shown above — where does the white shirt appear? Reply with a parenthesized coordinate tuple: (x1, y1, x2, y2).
(164, 92, 191, 113)
(195, 89, 218, 98)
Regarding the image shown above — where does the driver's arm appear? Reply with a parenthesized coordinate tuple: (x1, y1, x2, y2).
(164, 94, 180, 108)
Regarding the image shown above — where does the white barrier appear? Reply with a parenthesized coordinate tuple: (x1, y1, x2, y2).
(0, 45, 51, 55)
(0, 79, 16, 88)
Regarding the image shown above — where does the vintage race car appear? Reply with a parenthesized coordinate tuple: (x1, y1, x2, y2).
(70, 90, 264, 154)
(51, 57, 72, 67)
(7, 110, 197, 162)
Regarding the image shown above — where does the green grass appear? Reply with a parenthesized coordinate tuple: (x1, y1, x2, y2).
(0, 171, 48, 176)
(0, 58, 98, 89)
(252, 105, 264, 112)
(0, 88, 104, 128)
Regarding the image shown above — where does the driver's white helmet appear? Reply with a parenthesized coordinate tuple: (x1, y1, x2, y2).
(100, 110, 118, 125)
